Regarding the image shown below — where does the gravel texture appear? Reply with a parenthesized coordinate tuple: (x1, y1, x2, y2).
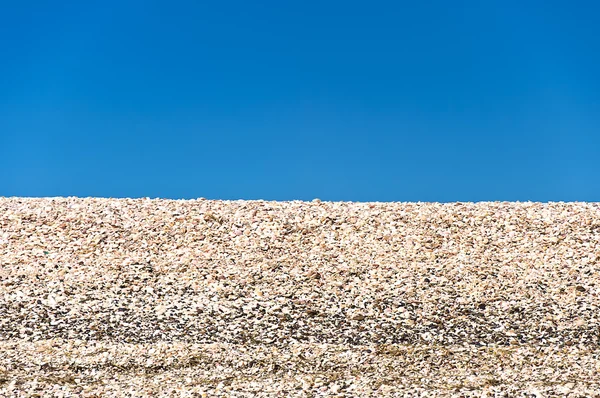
(1, 197, 600, 397)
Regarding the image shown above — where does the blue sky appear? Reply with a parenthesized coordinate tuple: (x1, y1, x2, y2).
(1, 1, 598, 202)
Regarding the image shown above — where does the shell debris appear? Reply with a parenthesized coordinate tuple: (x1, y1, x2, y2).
(1, 198, 600, 396)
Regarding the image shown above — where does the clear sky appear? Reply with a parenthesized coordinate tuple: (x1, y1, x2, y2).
(1, 1, 598, 202)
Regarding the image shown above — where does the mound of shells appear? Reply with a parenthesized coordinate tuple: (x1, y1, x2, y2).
(1, 197, 600, 397)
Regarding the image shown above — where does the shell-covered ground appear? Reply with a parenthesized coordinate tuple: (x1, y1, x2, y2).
(1, 198, 600, 397)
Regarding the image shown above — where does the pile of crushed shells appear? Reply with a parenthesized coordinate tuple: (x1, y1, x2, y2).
(1, 197, 600, 397)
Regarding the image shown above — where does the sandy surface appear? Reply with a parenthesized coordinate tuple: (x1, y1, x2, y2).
(1, 197, 600, 397)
